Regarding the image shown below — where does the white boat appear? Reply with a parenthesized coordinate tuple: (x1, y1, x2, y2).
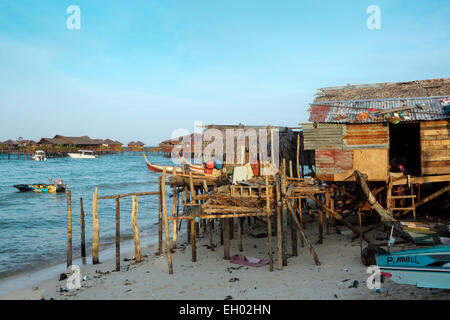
(32, 150, 47, 161)
(67, 150, 99, 159)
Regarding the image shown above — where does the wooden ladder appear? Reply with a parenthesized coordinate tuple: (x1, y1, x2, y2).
(390, 186, 416, 219)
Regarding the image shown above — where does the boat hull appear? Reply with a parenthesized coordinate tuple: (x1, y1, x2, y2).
(376, 245, 450, 289)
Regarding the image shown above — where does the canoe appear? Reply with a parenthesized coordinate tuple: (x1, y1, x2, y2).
(144, 154, 183, 174)
(13, 184, 67, 193)
(376, 245, 450, 289)
(401, 221, 450, 245)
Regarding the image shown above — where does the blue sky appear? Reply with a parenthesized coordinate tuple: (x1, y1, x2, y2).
(0, 0, 449, 145)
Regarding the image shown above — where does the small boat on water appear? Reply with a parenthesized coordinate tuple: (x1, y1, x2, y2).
(68, 150, 98, 159)
(144, 154, 183, 174)
(13, 183, 67, 193)
(32, 150, 47, 161)
(376, 245, 450, 289)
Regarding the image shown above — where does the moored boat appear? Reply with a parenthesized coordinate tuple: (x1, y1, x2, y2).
(376, 245, 450, 289)
(68, 150, 98, 159)
(144, 154, 183, 174)
(32, 150, 47, 161)
(13, 183, 67, 193)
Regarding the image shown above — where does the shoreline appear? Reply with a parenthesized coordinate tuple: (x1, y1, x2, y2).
(0, 231, 160, 297)
(1, 217, 449, 300)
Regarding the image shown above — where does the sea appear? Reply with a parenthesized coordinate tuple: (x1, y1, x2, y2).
(0, 152, 177, 292)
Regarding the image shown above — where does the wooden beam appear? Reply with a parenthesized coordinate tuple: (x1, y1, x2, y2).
(401, 185, 450, 215)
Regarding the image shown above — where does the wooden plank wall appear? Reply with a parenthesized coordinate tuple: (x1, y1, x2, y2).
(421, 120, 450, 175)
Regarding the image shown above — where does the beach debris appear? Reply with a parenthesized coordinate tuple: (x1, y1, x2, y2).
(82, 275, 89, 281)
(230, 254, 269, 267)
(59, 273, 68, 281)
(226, 266, 244, 273)
(32, 286, 39, 291)
(224, 295, 233, 300)
(229, 277, 240, 283)
(337, 279, 351, 288)
(124, 279, 132, 286)
(348, 280, 359, 288)
(334, 294, 338, 299)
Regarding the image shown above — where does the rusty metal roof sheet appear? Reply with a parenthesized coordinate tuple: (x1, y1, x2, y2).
(308, 96, 450, 123)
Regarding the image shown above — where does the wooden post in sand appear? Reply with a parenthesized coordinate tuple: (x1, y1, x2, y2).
(223, 217, 230, 260)
(172, 171, 178, 249)
(161, 168, 173, 274)
(92, 187, 99, 264)
(281, 159, 288, 266)
(296, 133, 301, 179)
(115, 196, 120, 271)
(276, 178, 282, 270)
(79, 197, 86, 260)
(318, 193, 324, 244)
(66, 190, 72, 268)
(265, 175, 274, 272)
(191, 219, 197, 262)
(158, 176, 163, 255)
(131, 195, 141, 262)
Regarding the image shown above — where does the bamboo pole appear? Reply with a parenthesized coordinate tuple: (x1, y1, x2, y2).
(297, 197, 304, 247)
(79, 197, 86, 260)
(161, 168, 173, 274)
(172, 171, 178, 249)
(265, 175, 274, 272)
(92, 187, 99, 264)
(318, 194, 324, 244)
(67, 190, 72, 268)
(131, 195, 141, 262)
(115, 196, 120, 271)
(281, 159, 288, 266)
(325, 190, 330, 235)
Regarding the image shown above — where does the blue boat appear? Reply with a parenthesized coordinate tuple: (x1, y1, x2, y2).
(376, 245, 450, 289)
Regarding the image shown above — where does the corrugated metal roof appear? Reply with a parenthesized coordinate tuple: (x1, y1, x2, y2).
(308, 96, 450, 123)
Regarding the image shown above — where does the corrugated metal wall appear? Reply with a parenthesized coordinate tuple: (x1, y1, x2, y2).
(343, 123, 389, 150)
(302, 123, 343, 150)
(421, 120, 450, 175)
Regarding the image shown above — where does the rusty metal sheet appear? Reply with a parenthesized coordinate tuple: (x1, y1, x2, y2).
(303, 123, 343, 150)
(315, 150, 353, 175)
(343, 123, 389, 150)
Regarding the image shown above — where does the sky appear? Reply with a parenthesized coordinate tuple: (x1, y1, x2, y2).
(0, 0, 449, 145)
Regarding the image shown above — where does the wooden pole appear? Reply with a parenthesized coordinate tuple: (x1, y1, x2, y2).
(297, 197, 304, 247)
(79, 197, 86, 260)
(191, 219, 197, 262)
(92, 187, 99, 264)
(237, 217, 243, 252)
(223, 217, 230, 260)
(358, 209, 363, 256)
(276, 178, 282, 270)
(131, 195, 141, 262)
(172, 171, 178, 249)
(66, 190, 72, 268)
(325, 190, 330, 235)
(115, 196, 120, 271)
(291, 203, 298, 256)
(296, 133, 300, 179)
(161, 168, 173, 274)
(318, 194, 324, 244)
(286, 201, 321, 265)
(158, 176, 163, 255)
(281, 159, 288, 266)
(265, 175, 274, 272)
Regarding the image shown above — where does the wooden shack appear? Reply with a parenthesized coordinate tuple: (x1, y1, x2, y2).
(303, 78, 450, 182)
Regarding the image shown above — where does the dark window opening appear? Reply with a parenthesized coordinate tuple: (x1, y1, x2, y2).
(389, 123, 421, 176)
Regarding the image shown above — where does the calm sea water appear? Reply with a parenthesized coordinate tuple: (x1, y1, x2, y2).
(0, 153, 176, 279)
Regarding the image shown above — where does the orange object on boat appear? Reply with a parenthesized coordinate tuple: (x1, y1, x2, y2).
(251, 161, 260, 176)
(204, 168, 213, 174)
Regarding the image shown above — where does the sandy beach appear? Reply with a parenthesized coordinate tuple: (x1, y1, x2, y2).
(1, 217, 449, 300)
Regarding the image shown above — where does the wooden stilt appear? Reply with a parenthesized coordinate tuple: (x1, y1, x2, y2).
(66, 190, 72, 268)
(79, 197, 86, 260)
(318, 194, 324, 244)
(291, 202, 298, 256)
(161, 168, 173, 274)
(325, 191, 330, 235)
(158, 176, 163, 255)
(92, 187, 99, 264)
(191, 219, 197, 262)
(237, 217, 243, 252)
(131, 195, 141, 263)
(223, 218, 230, 260)
(265, 175, 274, 272)
(115, 196, 120, 271)
(276, 179, 282, 270)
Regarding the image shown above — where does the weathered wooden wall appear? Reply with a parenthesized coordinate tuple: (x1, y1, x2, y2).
(420, 120, 450, 175)
(303, 123, 389, 181)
